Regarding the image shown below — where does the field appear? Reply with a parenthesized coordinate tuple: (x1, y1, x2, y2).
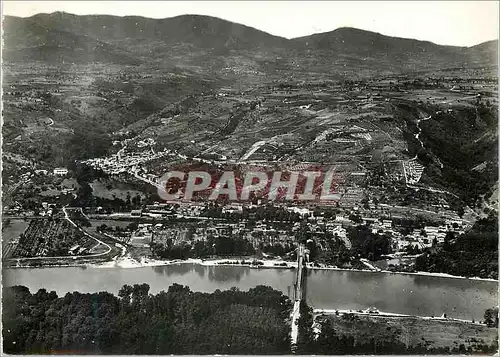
(7, 218, 99, 258)
(90, 179, 146, 200)
(315, 313, 498, 354)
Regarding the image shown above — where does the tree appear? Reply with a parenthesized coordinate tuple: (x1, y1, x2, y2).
(348, 225, 392, 260)
(348, 213, 362, 224)
(361, 197, 370, 209)
(484, 307, 499, 328)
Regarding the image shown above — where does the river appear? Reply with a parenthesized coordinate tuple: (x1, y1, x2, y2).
(3, 264, 497, 321)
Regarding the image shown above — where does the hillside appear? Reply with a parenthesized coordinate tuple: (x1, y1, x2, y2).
(291, 27, 497, 71)
(3, 13, 497, 72)
(3, 12, 287, 66)
(21, 12, 290, 50)
(467, 40, 499, 66)
(2, 17, 141, 65)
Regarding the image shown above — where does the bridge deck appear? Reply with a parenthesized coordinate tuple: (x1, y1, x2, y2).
(290, 244, 306, 350)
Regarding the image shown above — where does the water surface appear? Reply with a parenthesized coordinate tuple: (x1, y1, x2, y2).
(4, 264, 497, 321)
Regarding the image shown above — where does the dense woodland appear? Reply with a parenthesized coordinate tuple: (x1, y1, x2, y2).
(415, 214, 498, 279)
(3, 284, 292, 355)
(151, 234, 256, 260)
(395, 100, 498, 210)
(419, 103, 498, 206)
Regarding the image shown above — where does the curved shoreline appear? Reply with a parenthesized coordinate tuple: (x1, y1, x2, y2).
(313, 308, 489, 326)
(4, 256, 498, 283)
(309, 264, 499, 282)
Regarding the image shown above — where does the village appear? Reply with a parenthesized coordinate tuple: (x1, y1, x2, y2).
(2, 159, 468, 272)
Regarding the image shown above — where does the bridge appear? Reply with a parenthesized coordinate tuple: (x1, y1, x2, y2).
(290, 243, 307, 352)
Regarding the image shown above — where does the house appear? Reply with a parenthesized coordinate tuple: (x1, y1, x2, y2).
(381, 220, 392, 229)
(424, 226, 440, 237)
(130, 233, 152, 248)
(53, 167, 68, 176)
(131, 209, 143, 217)
(69, 245, 80, 255)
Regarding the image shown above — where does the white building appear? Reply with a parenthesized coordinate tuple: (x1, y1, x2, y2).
(53, 167, 68, 176)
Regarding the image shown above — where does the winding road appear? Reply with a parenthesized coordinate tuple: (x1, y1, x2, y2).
(63, 206, 112, 256)
(5, 209, 113, 264)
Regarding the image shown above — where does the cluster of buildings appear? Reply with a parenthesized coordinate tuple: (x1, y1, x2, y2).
(361, 215, 465, 252)
(82, 147, 171, 177)
(102, 198, 468, 258)
(68, 244, 89, 255)
(3, 88, 52, 108)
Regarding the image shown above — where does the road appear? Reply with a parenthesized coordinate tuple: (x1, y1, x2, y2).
(4, 209, 114, 264)
(374, 203, 474, 224)
(63, 206, 112, 256)
(291, 243, 306, 349)
(239, 140, 267, 161)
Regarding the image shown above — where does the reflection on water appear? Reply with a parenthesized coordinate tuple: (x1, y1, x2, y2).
(207, 265, 249, 283)
(151, 264, 250, 283)
(4, 265, 497, 321)
(152, 263, 193, 277)
(193, 263, 206, 278)
(411, 273, 496, 292)
(303, 268, 498, 320)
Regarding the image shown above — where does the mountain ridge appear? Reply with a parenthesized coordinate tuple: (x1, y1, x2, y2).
(7, 12, 496, 48)
(3, 12, 498, 72)
(4, 11, 499, 48)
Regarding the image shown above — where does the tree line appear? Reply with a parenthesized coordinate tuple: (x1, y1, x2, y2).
(151, 234, 256, 260)
(3, 284, 292, 355)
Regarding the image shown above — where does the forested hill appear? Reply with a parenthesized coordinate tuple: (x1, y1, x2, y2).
(3, 284, 292, 354)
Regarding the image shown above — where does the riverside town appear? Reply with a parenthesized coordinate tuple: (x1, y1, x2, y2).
(2, 1, 499, 355)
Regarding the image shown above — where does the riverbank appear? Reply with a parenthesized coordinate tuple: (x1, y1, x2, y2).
(5, 259, 496, 323)
(94, 256, 499, 282)
(314, 308, 485, 325)
(309, 262, 499, 282)
(313, 309, 498, 354)
(4, 255, 498, 282)
(91, 255, 298, 269)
